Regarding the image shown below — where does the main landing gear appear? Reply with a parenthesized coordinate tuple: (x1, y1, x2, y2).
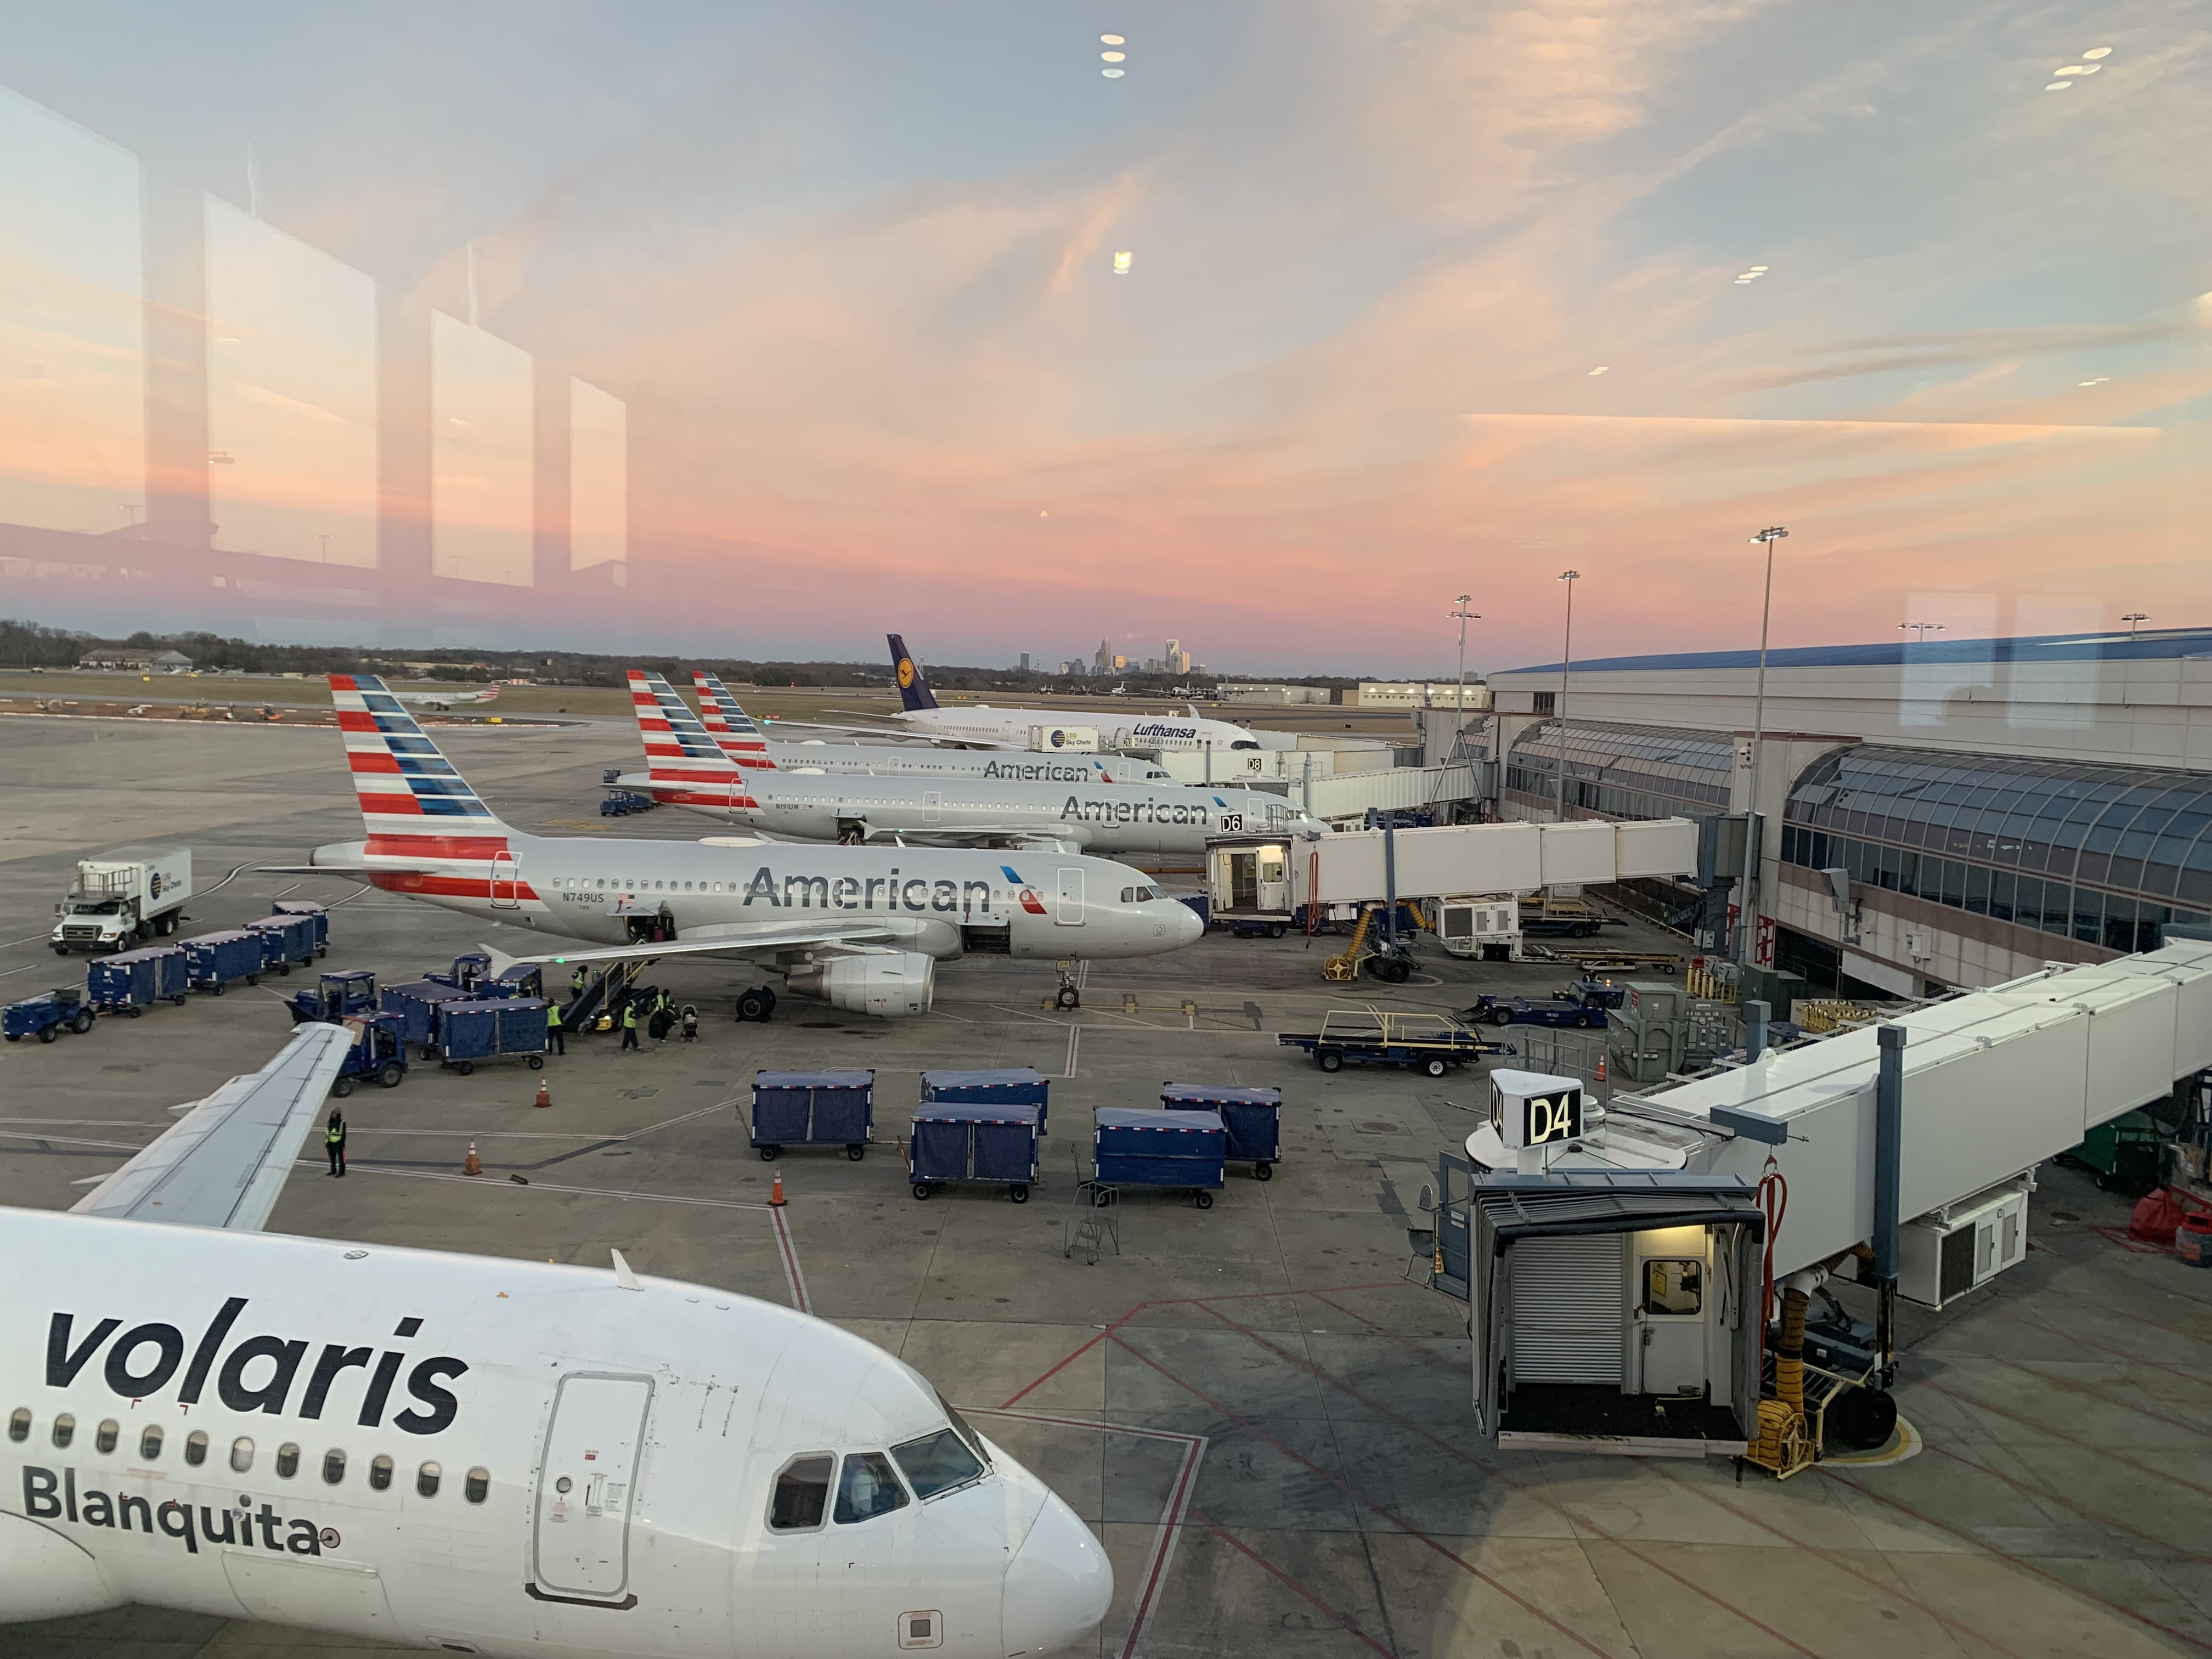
(735, 985, 779, 1023)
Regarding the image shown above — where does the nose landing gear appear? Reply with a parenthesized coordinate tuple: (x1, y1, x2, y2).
(1054, 966, 1081, 1011)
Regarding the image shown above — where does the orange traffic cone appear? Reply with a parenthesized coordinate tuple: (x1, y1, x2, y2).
(769, 1169, 786, 1207)
(464, 1139, 482, 1177)
(534, 1078, 551, 1109)
(1595, 1057, 1607, 1085)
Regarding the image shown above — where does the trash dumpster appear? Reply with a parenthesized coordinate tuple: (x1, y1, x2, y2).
(379, 980, 477, 1054)
(180, 930, 265, 994)
(750, 1070, 875, 1161)
(87, 945, 190, 1015)
(437, 997, 549, 1075)
(1092, 1108, 1226, 1209)
(919, 1067, 1050, 1136)
(909, 1103, 1040, 1202)
(1160, 1083, 1282, 1180)
(244, 913, 318, 975)
(270, 900, 329, 956)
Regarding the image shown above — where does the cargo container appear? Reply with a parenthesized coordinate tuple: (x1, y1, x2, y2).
(437, 998, 549, 1074)
(379, 980, 478, 1053)
(244, 914, 319, 975)
(269, 899, 329, 955)
(86, 946, 191, 1015)
(1092, 1108, 1225, 1207)
(1159, 1084, 1282, 1178)
(750, 1070, 875, 1160)
(909, 1103, 1040, 1201)
(919, 1068, 1050, 1136)
(179, 930, 264, 994)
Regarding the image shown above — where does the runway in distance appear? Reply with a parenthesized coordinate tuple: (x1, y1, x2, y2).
(686, 670, 1172, 783)
(287, 675, 1201, 1018)
(1, 1025, 1113, 1657)
(784, 635, 1300, 754)
(626, 672, 1322, 856)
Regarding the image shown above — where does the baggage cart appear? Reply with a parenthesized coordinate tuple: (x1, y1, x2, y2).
(909, 1102, 1040, 1202)
(1160, 1083, 1282, 1179)
(4, 987, 93, 1043)
(920, 1067, 1050, 1136)
(180, 930, 265, 994)
(751, 1070, 876, 1161)
(1276, 1009, 1511, 1076)
(378, 979, 477, 1054)
(244, 913, 318, 975)
(87, 946, 190, 1015)
(436, 997, 549, 1075)
(1091, 1107, 1225, 1208)
(270, 899, 329, 956)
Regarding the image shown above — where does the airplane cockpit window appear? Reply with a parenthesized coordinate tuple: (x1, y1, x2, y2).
(1231, 741, 1260, 751)
(833, 1452, 910, 1525)
(891, 1429, 985, 1500)
(230, 1436, 253, 1473)
(183, 1430, 207, 1466)
(139, 1425, 162, 1460)
(938, 1393, 993, 1469)
(323, 1449, 347, 1485)
(369, 1454, 394, 1491)
(7, 1409, 28, 1443)
(276, 1442, 301, 1478)
(51, 1413, 74, 1449)
(95, 1419, 119, 1453)
(769, 1453, 833, 1530)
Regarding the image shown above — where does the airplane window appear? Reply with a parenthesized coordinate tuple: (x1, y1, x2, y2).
(323, 1449, 346, 1485)
(768, 1453, 833, 1531)
(184, 1430, 207, 1466)
(139, 1425, 162, 1460)
(891, 1430, 984, 1500)
(833, 1452, 910, 1525)
(465, 1467, 489, 1504)
(276, 1442, 300, 1479)
(417, 1461, 441, 1498)
(7, 1409, 27, 1443)
(95, 1420, 118, 1454)
(936, 1393, 992, 1469)
(52, 1414, 74, 1449)
(369, 1454, 394, 1492)
(230, 1437, 253, 1473)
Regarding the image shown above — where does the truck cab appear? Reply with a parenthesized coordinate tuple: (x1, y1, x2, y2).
(50, 851, 191, 954)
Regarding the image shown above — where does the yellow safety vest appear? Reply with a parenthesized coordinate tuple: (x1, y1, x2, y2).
(325, 1123, 343, 1146)
(546, 1005, 561, 1028)
(622, 1006, 637, 1028)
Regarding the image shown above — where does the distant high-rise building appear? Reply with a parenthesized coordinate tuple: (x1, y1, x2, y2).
(1164, 639, 1181, 671)
(1112, 654, 1128, 672)
(1018, 652, 1031, 672)
(1093, 638, 1111, 673)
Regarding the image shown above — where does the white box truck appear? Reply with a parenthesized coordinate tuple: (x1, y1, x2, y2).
(50, 850, 191, 954)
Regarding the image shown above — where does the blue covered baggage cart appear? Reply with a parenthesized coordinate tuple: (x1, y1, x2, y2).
(4, 987, 93, 1043)
(437, 997, 549, 1075)
(180, 929, 265, 994)
(919, 1067, 1050, 1136)
(909, 1102, 1040, 1203)
(379, 979, 477, 1054)
(1160, 1083, 1282, 1180)
(269, 900, 329, 956)
(87, 945, 190, 1016)
(1092, 1108, 1226, 1209)
(751, 1070, 875, 1161)
(244, 913, 318, 976)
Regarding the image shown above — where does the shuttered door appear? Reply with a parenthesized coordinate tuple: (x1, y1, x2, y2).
(1510, 1235, 1627, 1385)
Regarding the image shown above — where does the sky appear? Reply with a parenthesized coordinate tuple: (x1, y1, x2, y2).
(0, 1, 2207, 674)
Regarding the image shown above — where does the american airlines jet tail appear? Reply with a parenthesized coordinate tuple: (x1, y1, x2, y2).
(1, 1026, 1112, 1656)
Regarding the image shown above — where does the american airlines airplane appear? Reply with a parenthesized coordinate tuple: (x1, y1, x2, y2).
(288, 675, 1202, 1018)
(793, 637, 1299, 755)
(1, 1025, 1113, 1655)
(625, 673, 1322, 855)
(685, 671, 1172, 785)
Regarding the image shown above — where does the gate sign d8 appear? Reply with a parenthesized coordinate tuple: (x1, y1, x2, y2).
(1521, 1087, 1583, 1148)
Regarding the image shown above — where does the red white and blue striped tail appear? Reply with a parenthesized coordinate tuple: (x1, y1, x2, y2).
(629, 671, 760, 808)
(692, 670, 769, 755)
(330, 674, 512, 860)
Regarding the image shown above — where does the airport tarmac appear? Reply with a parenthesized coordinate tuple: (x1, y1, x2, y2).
(3, 713, 2209, 1658)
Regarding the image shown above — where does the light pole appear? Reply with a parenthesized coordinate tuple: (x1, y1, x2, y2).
(2123, 612, 2148, 641)
(1898, 622, 1944, 642)
(1736, 527, 1787, 966)
(1554, 571, 1580, 822)
(1448, 594, 1480, 739)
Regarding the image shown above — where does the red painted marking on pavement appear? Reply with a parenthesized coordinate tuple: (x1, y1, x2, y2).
(1925, 1443, 2212, 1566)
(769, 1204, 809, 1314)
(1918, 1376, 2212, 1498)
(1193, 1510, 1398, 1658)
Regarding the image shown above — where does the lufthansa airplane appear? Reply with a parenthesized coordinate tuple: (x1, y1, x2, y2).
(685, 671, 1172, 785)
(624, 673, 1321, 855)
(287, 675, 1201, 1018)
(789, 637, 1299, 755)
(1, 1025, 1112, 1655)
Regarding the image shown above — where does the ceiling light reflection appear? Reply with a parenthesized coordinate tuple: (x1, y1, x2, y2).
(1101, 33, 1124, 44)
(2082, 46, 2112, 58)
(1101, 50, 1125, 61)
(2044, 81, 2072, 91)
(1102, 67, 1124, 77)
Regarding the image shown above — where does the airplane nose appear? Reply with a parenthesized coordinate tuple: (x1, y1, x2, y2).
(1173, 902, 1204, 946)
(1002, 1491, 1113, 1656)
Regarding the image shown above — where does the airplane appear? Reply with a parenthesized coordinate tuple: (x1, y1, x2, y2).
(787, 636, 1300, 755)
(390, 684, 500, 712)
(0, 1024, 1113, 1657)
(680, 671, 1173, 785)
(284, 675, 1203, 1019)
(626, 672, 1324, 856)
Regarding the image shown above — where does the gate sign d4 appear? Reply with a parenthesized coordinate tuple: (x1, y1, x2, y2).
(1521, 1088, 1583, 1147)
(1489, 1068, 1588, 1152)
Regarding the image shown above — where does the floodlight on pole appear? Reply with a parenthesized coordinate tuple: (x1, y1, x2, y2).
(1898, 622, 1945, 642)
(1448, 595, 1481, 732)
(1736, 527, 1787, 966)
(1554, 571, 1581, 823)
(2123, 612, 2148, 640)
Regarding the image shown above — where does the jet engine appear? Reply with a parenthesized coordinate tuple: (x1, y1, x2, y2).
(787, 951, 935, 1018)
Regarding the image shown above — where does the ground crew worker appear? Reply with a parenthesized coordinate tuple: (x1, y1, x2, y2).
(619, 998, 640, 1052)
(325, 1109, 347, 1178)
(571, 964, 589, 997)
(545, 1001, 565, 1056)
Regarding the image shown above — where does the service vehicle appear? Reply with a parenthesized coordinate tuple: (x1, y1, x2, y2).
(1277, 1009, 1513, 1076)
(3, 986, 93, 1043)
(1465, 985, 1617, 1029)
(329, 1012, 409, 1097)
(49, 850, 190, 953)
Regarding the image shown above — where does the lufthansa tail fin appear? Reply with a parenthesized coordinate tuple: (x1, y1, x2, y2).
(887, 634, 939, 711)
(330, 675, 513, 858)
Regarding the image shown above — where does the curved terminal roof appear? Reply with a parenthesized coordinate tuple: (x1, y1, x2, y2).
(1496, 626, 2212, 678)
(1505, 719, 1733, 813)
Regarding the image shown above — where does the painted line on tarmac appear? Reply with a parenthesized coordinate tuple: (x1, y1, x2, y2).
(770, 1203, 810, 1313)
(341, 1162, 776, 1210)
(1064, 1025, 1080, 1077)
(1190, 1510, 1395, 1658)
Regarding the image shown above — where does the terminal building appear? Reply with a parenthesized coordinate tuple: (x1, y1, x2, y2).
(1481, 629, 2212, 998)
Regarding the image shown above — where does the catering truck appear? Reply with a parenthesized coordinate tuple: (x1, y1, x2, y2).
(49, 850, 191, 954)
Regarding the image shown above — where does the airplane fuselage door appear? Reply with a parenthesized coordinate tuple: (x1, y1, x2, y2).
(922, 789, 942, 823)
(489, 850, 521, 910)
(531, 1372, 654, 1606)
(1055, 867, 1083, 925)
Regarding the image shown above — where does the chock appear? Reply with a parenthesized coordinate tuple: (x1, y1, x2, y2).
(769, 1169, 786, 1207)
(463, 1139, 482, 1177)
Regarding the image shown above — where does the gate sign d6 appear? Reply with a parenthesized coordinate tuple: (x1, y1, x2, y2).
(1488, 1068, 1588, 1151)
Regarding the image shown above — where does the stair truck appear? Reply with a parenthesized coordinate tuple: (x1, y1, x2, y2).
(50, 850, 191, 954)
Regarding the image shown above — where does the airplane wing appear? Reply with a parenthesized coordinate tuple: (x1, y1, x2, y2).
(484, 921, 901, 978)
(70, 1024, 351, 1232)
